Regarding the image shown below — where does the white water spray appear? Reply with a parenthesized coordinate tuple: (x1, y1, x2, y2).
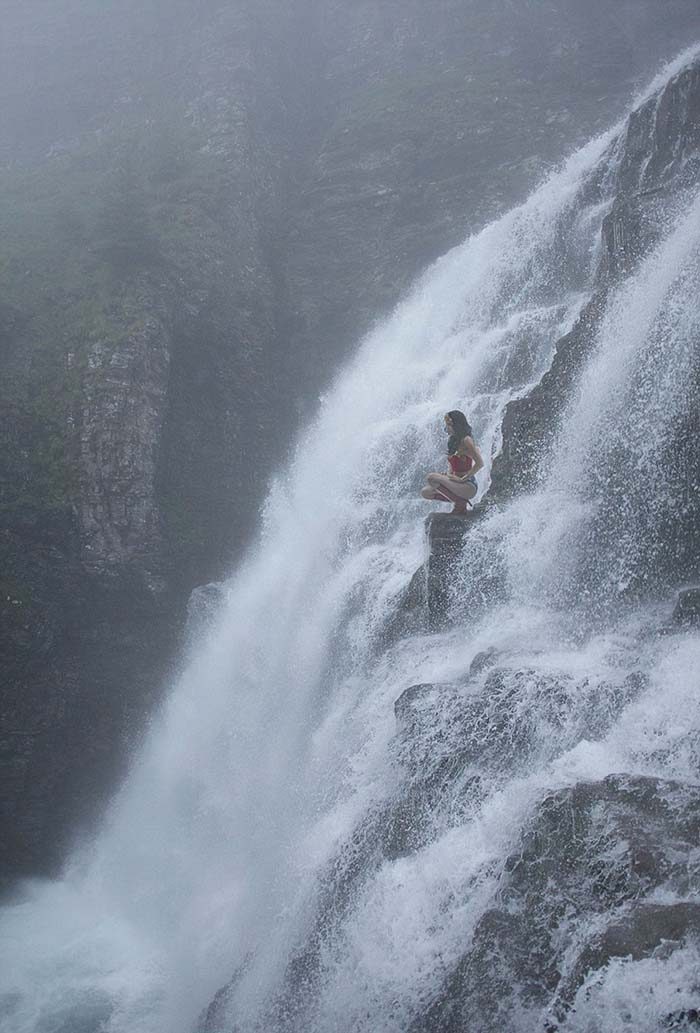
(2, 50, 700, 1033)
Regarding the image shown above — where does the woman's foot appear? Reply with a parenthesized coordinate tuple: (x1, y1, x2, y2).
(450, 502, 469, 515)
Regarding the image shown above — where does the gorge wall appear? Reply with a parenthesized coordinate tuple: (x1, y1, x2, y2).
(1, 0, 699, 880)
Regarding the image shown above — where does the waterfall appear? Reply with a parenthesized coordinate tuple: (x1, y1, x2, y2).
(2, 49, 699, 1033)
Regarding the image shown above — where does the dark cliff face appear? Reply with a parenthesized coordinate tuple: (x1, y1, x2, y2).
(0, 0, 308, 880)
(490, 59, 700, 594)
(1, 1, 699, 880)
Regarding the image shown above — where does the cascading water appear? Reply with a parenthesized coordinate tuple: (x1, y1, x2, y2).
(2, 50, 699, 1033)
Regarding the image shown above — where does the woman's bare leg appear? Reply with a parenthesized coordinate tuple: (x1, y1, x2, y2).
(427, 473, 476, 503)
(421, 485, 450, 501)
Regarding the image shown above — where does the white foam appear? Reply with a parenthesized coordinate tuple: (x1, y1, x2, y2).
(1, 51, 699, 1033)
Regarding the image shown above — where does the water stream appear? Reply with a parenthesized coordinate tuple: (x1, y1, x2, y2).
(1, 50, 699, 1033)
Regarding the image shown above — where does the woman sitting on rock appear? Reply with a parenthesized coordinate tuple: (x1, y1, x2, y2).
(421, 410, 484, 515)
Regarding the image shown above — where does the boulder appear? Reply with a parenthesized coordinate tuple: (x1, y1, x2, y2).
(394, 667, 644, 782)
(410, 774, 700, 1033)
(554, 901, 700, 1017)
(425, 511, 481, 627)
(468, 647, 499, 677)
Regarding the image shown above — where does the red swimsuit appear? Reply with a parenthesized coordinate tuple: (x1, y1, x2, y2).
(448, 453, 473, 475)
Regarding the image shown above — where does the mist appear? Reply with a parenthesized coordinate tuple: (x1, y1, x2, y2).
(1, 4, 700, 1032)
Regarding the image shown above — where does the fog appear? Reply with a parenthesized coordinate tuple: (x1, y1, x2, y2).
(1, 0, 699, 993)
(2, 3, 700, 1032)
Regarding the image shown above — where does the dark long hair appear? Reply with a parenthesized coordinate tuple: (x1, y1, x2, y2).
(446, 409, 473, 454)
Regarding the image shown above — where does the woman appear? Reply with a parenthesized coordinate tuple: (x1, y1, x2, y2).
(421, 410, 484, 515)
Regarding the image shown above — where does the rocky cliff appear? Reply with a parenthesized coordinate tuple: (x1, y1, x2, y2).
(0, 0, 307, 880)
(491, 58, 700, 592)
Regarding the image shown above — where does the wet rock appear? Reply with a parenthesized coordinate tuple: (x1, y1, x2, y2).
(411, 774, 700, 1033)
(489, 296, 605, 501)
(616, 62, 700, 196)
(394, 681, 462, 731)
(469, 647, 499, 677)
(415, 906, 560, 1033)
(665, 1009, 700, 1030)
(379, 564, 428, 646)
(196, 958, 251, 1033)
(388, 666, 646, 867)
(425, 511, 483, 627)
(600, 195, 655, 278)
(505, 775, 700, 908)
(0, 558, 181, 886)
(490, 59, 700, 603)
(78, 312, 170, 572)
(554, 902, 700, 1016)
(673, 588, 700, 626)
(395, 667, 643, 783)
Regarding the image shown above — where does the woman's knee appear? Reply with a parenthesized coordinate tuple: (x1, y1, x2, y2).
(420, 487, 435, 499)
(427, 472, 442, 487)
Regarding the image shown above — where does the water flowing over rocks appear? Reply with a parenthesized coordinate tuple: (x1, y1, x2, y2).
(1, 22, 700, 1033)
(2, 0, 700, 880)
(388, 666, 646, 859)
(190, 58, 700, 1033)
(489, 58, 700, 598)
(489, 296, 606, 503)
(379, 67, 700, 1026)
(673, 588, 700, 627)
(394, 669, 646, 780)
(386, 509, 498, 640)
(410, 776, 700, 1033)
(424, 512, 484, 627)
(492, 59, 700, 496)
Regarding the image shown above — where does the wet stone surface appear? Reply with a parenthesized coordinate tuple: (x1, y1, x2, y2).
(673, 588, 700, 626)
(410, 774, 700, 1033)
